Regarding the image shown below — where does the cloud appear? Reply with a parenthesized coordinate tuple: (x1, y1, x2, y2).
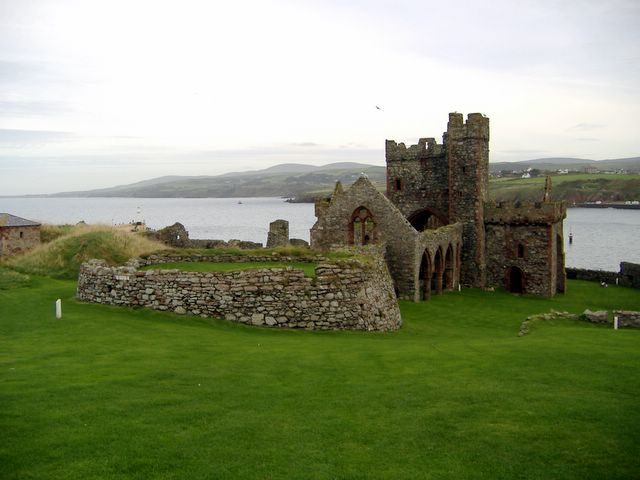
(0, 129, 73, 147)
(568, 123, 606, 131)
(288, 142, 320, 148)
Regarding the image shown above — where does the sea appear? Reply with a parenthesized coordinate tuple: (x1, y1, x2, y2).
(2, 197, 639, 272)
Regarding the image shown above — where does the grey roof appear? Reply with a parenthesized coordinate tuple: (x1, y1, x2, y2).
(0, 213, 41, 227)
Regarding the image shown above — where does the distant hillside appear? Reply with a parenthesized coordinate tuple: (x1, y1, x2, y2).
(490, 173, 640, 203)
(490, 156, 640, 174)
(46, 162, 387, 200)
(26, 156, 640, 200)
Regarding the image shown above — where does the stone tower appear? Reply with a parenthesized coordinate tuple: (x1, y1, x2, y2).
(446, 112, 490, 287)
(385, 112, 489, 287)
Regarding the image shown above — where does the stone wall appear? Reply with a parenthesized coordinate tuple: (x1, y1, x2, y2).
(145, 222, 263, 249)
(614, 311, 640, 329)
(566, 268, 619, 284)
(566, 262, 640, 289)
(0, 225, 41, 257)
(76, 251, 402, 331)
(620, 262, 640, 289)
(266, 219, 289, 248)
(385, 113, 490, 287)
(484, 201, 566, 296)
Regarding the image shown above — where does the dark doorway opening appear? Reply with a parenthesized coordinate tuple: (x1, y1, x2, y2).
(506, 266, 525, 294)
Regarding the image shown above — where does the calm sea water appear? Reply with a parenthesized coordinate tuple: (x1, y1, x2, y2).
(2, 198, 638, 271)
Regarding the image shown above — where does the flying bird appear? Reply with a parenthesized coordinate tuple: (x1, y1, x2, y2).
(375, 105, 382, 110)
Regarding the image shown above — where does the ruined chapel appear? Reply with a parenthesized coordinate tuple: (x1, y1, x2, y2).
(310, 112, 567, 301)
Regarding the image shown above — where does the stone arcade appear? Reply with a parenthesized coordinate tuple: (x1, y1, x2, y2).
(311, 113, 566, 300)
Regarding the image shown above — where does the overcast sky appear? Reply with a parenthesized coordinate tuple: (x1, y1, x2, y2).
(1, 0, 639, 195)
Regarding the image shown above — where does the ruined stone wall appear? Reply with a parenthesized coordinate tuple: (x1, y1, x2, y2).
(566, 268, 619, 284)
(620, 262, 640, 289)
(0, 226, 41, 257)
(414, 223, 463, 301)
(266, 219, 289, 248)
(134, 253, 321, 267)
(76, 254, 402, 332)
(311, 177, 420, 299)
(566, 262, 640, 289)
(385, 138, 449, 222)
(484, 200, 566, 296)
(485, 223, 557, 296)
(614, 311, 640, 329)
(447, 113, 490, 287)
(384, 113, 489, 288)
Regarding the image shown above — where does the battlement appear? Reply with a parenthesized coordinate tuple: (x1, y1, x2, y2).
(447, 112, 490, 141)
(385, 137, 444, 162)
(484, 201, 566, 225)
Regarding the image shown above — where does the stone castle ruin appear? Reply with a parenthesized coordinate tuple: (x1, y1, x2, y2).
(311, 112, 566, 300)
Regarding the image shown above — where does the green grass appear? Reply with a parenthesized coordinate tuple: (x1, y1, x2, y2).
(6, 225, 164, 279)
(141, 261, 318, 278)
(0, 267, 31, 289)
(1, 278, 639, 479)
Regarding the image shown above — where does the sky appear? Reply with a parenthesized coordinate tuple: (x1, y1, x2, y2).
(1, 0, 639, 195)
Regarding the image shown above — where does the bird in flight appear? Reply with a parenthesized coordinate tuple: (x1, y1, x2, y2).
(375, 105, 382, 110)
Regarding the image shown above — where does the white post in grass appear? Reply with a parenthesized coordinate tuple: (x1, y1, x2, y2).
(55, 299, 62, 319)
(614, 315, 619, 330)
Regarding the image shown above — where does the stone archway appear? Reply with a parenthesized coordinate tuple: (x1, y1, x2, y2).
(506, 266, 525, 294)
(444, 244, 454, 290)
(419, 251, 432, 301)
(432, 248, 444, 294)
(408, 208, 448, 231)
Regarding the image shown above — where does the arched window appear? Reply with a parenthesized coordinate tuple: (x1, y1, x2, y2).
(349, 207, 378, 245)
(517, 243, 525, 258)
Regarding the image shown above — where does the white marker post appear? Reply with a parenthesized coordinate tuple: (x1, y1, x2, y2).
(614, 315, 619, 330)
(55, 299, 62, 319)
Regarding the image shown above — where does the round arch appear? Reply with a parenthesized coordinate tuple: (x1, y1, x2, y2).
(407, 208, 448, 232)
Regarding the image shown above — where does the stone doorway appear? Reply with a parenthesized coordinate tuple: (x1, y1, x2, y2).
(506, 266, 525, 294)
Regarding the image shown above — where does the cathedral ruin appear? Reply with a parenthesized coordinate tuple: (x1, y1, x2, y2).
(311, 112, 566, 300)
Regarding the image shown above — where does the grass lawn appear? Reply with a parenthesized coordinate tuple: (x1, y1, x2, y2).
(1, 277, 639, 479)
(141, 261, 318, 278)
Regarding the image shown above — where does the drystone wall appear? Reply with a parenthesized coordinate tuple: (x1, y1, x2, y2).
(77, 253, 402, 331)
(566, 262, 640, 289)
(614, 311, 640, 329)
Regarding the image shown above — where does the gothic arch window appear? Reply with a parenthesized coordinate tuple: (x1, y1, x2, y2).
(394, 178, 403, 192)
(517, 243, 525, 258)
(349, 207, 378, 246)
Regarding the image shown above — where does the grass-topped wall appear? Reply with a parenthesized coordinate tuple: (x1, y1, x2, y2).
(76, 251, 401, 331)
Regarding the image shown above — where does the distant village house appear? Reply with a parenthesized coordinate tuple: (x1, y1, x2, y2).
(0, 213, 41, 257)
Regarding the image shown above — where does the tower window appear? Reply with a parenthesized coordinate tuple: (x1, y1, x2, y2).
(19, 231, 24, 239)
(395, 178, 403, 191)
(517, 243, 525, 258)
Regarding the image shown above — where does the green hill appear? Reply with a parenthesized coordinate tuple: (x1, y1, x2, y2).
(490, 173, 640, 203)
